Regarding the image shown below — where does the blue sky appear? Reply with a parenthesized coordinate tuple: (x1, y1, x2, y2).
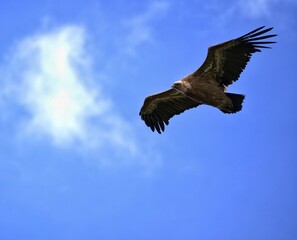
(0, 0, 296, 239)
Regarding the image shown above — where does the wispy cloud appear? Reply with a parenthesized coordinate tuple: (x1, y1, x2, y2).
(121, 1, 169, 55)
(0, 25, 139, 157)
(193, 0, 296, 34)
(238, 0, 277, 17)
(237, 0, 296, 18)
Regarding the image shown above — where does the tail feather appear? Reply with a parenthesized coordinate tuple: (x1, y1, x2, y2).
(224, 93, 245, 113)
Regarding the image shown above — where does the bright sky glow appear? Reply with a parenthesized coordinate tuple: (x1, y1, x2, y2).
(0, 0, 296, 239)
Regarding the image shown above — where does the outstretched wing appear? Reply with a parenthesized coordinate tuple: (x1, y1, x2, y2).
(194, 26, 277, 87)
(139, 88, 201, 134)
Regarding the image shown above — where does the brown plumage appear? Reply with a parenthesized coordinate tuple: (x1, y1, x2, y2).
(139, 26, 277, 134)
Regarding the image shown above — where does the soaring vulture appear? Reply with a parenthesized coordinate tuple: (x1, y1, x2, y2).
(139, 26, 277, 134)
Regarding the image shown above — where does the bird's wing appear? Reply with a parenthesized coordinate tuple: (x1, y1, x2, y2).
(193, 26, 277, 87)
(139, 88, 201, 134)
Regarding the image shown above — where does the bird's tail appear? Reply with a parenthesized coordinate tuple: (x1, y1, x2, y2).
(223, 93, 245, 113)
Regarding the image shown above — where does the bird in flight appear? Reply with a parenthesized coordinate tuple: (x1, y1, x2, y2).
(139, 26, 277, 134)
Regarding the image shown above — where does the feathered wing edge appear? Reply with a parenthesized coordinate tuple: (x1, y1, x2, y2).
(217, 26, 277, 86)
(237, 26, 277, 52)
(194, 26, 277, 87)
(139, 88, 201, 134)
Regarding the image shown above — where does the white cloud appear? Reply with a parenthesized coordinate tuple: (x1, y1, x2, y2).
(1, 25, 138, 157)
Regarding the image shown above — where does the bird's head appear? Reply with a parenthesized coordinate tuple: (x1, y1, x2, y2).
(172, 80, 183, 91)
(172, 80, 190, 93)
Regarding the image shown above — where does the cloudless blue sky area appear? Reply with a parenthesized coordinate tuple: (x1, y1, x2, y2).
(0, 0, 297, 239)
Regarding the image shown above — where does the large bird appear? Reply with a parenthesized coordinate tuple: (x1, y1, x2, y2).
(139, 26, 277, 134)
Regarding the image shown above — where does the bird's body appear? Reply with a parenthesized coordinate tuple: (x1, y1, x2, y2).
(173, 74, 232, 112)
(140, 26, 277, 133)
